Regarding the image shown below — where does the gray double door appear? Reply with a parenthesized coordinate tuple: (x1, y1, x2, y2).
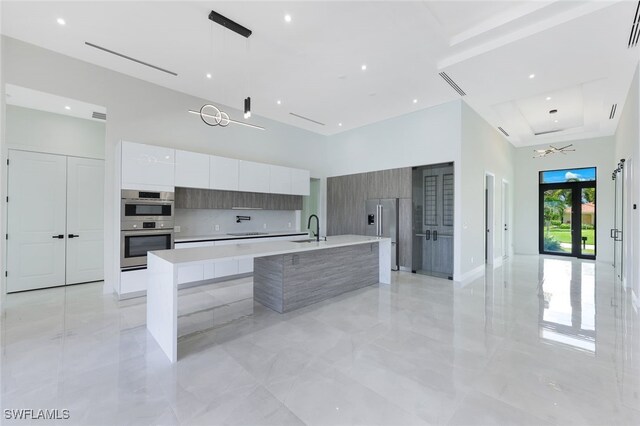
(412, 163, 454, 279)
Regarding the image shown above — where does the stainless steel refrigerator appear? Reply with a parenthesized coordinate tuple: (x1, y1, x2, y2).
(365, 198, 399, 270)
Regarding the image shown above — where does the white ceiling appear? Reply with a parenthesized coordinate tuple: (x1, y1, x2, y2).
(1, 1, 639, 146)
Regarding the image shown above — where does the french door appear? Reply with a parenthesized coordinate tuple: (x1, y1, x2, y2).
(539, 182, 596, 259)
(7, 150, 104, 292)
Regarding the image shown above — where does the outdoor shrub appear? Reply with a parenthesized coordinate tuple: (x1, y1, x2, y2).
(544, 235, 562, 251)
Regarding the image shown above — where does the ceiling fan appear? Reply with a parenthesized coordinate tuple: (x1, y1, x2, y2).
(533, 144, 575, 158)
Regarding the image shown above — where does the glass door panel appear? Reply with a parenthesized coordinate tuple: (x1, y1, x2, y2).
(543, 188, 573, 255)
(580, 188, 596, 257)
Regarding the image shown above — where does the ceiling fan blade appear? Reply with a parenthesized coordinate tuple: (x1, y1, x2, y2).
(558, 144, 573, 151)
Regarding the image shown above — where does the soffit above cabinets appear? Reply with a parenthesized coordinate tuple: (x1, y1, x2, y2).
(1, 1, 638, 146)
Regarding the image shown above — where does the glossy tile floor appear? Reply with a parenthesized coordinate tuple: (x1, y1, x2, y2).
(2, 255, 640, 425)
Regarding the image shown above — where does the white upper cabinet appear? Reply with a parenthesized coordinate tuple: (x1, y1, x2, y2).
(175, 150, 209, 189)
(210, 155, 239, 191)
(238, 160, 270, 193)
(291, 168, 311, 196)
(121, 142, 175, 191)
(120, 141, 310, 196)
(269, 165, 292, 194)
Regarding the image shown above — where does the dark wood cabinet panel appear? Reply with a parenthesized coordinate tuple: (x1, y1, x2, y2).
(399, 198, 412, 269)
(327, 166, 413, 263)
(176, 187, 301, 210)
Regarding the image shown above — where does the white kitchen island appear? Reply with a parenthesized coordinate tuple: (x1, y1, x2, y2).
(147, 235, 391, 363)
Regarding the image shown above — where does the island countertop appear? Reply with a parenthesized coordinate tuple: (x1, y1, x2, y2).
(150, 234, 390, 265)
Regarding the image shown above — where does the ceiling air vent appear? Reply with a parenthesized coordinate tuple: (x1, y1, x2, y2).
(609, 104, 617, 119)
(534, 129, 564, 136)
(92, 111, 107, 120)
(497, 127, 509, 137)
(628, 1, 640, 47)
(289, 112, 325, 126)
(85, 42, 178, 76)
(439, 72, 466, 96)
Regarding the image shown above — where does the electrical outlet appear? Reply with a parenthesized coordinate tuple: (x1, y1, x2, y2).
(288, 222, 291, 228)
(214, 224, 220, 231)
(174, 225, 181, 233)
(471, 257, 474, 263)
(263, 223, 267, 229)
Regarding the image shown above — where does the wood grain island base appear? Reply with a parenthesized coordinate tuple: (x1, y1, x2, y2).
(254, 243, 379, 313)
(146, 235, 391, 363)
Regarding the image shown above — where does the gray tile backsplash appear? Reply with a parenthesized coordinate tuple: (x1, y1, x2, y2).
(175, 208, 300, 236)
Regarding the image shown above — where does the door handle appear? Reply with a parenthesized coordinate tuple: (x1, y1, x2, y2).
(610, 229, 617, 239)
(68, 234, 80, 238)
(433, 230, 438, 241)
(615, 230, 623, 242)
(425, 230, 431, 240)
(52, 234, 64, 239)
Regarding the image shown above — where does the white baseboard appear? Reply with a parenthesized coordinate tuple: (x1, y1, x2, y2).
(459, 264, 486, 284)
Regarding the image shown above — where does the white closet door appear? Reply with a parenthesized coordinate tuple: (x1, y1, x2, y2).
(7, 150, 67, 292)
(66, 157, 105, 285)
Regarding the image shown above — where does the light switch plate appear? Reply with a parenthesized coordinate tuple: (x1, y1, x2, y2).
(174, 226, 181, 233)
(214, 224, 220, 231)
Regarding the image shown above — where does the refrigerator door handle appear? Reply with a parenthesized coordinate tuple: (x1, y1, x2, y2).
(425, 230, 430, 240)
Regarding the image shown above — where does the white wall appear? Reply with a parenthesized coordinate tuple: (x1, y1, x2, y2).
(6, 105, 105, 159)
(513, 136, 615, 263)
(0, 36, 328, 295)
(323, 101, 462, 177)
(614, 65, 639, 300)
(460, 102, 515, 279)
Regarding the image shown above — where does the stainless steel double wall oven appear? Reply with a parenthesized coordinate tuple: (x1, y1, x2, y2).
(120, 190, 174, 269)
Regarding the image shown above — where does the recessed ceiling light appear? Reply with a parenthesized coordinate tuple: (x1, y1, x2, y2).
(206, 73, 212, 79)
(276, 100, 281, 105)
(338, 122, 342, 127)
(64, 106, 71, 110)
(546, 96, 551, 101)
(554, 120, 558, 123)
(529, 74, 535, 79)
(413, 99, 418, 104)
(57, 18, 66, 26)
(284, 14, 292, 23)
(361, 64, 367, 71)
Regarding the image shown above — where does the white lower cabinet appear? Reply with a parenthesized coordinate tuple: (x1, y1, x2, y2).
(238, 258, 253, 273)
(177, 264, 204, 284)
(214, 259, 239, 278)
(120, 268, 148, 296)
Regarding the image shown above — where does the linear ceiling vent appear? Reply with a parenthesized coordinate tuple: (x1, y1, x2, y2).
(497, 127, 509, 137)
(534, 129, 564, 136)
(439, 72, 466, 96)
(628, 1, 640, 47)
(92, 112, 107, 120)
(289, 112, 325, 126)
(85, 42, 178, 76)
(609, 103, 618, 119)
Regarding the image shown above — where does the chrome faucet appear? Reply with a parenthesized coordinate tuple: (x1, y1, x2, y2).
(307, 214, 320, 242)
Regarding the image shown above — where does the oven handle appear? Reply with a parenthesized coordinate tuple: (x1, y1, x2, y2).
(121, 229, 174, 237)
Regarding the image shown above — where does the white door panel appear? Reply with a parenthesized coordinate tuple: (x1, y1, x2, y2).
(7, 150, 67, 292)
(66, 157, 104, 285)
